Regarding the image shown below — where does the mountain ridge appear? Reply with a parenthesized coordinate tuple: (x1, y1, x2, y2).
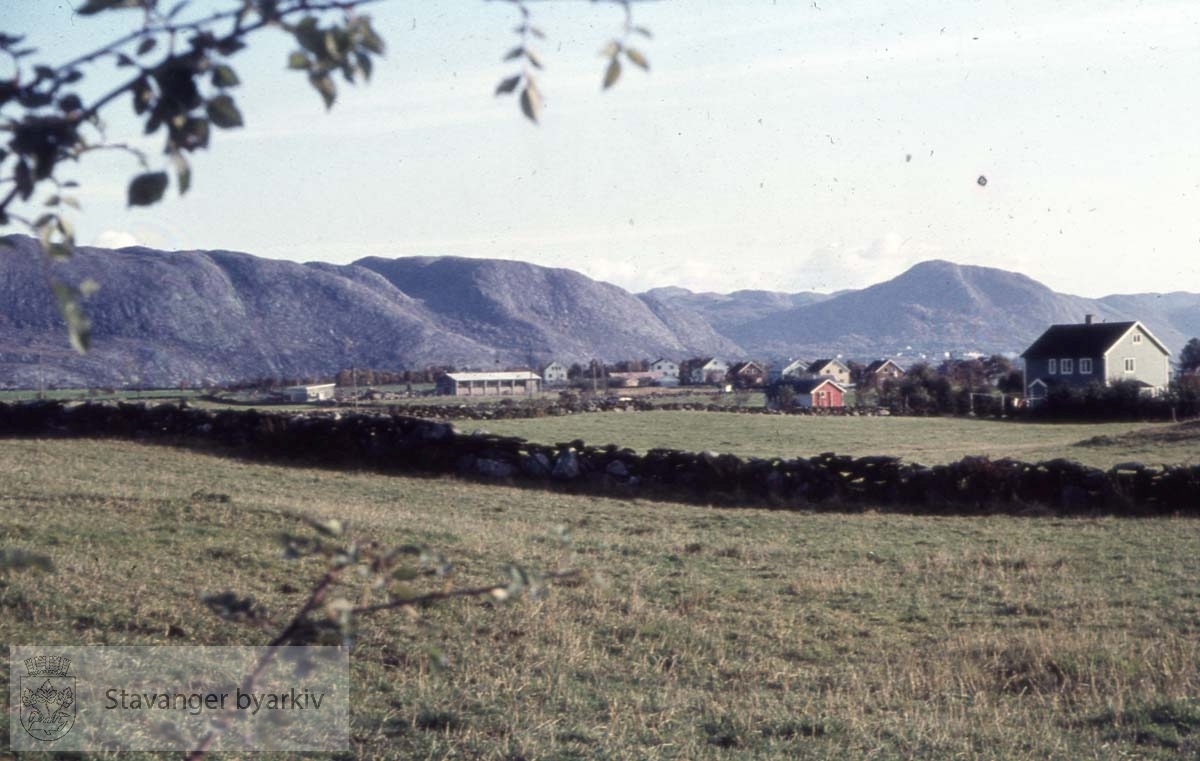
(0, 235, 1195, 387)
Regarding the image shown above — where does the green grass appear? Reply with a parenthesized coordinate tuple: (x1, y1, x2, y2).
(0, 388, 204, 403)
(476, 410, 1200, 468)
(2, 438, 1199, 759)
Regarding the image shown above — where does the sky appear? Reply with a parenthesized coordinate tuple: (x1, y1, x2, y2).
(6, 1, 1200, 297)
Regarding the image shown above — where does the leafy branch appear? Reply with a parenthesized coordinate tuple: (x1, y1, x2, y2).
(0, 0, 388, 352)
(2, 0, 657, 351)
(492, 0, 654, 122)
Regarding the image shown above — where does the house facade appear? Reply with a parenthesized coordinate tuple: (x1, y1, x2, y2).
(779, 358, 811, 380)
(437, 371, 542, 397)
(284, 383, 337, 403)
(728, 360, 768, 388)
(650, 358, 680, 384)
(787, 377, 847, 408)
(1021, 317, 1171, 401)
(681, 357, 730, 385)
(540, 361, 569, 386)
(807, 359, 852, 386)
(607, 371, 662, 388)
(864, 359, 905, 383)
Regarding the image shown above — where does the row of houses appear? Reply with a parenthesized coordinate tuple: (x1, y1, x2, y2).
(426, 357, 892, 407)
(539, 357, 905, 390)
(293, 316, 1173, 406)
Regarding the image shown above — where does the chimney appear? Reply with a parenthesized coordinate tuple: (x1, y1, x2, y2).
(1085, 314, 1094, 325)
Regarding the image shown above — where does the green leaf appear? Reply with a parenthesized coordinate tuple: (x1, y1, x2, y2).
(14, 158, 33, 200)
(494, 74, 521, 96)
(603, 57, 621, 90)
(76, 0, 142, 15)
(524, 48, 543, 70)
(354, 18, 385, 55)
(206, 94, 243, 128)
(136, 36, 157, 56)
(355, 51, 373, 82)
(127, 171, 169, 207)
(625, 47, 650, 70)
(216, 37, 245, 56)
(58, 93, 83, 113)
(171, 151, 191, 195)
(503, 46, 525, 62)
(287, 51, 311, 70)
(294, 17, 324, 56)
(519, 82, 541, 123)
(52, 282, 91, 353)
(171, 116, 209, 151)
(308, 72, 336, 110)
(211, 64, 240, 88)
(131, 76, 153, 114)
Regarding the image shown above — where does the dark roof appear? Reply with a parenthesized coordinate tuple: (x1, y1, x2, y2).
(806, 359, 843, 373)
(865, 359, 903, 374)
(730, 360, 764, 374)
(1021, 322, 1137, 358)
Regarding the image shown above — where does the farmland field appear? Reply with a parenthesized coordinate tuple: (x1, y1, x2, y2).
(2, 437, 1198, 759)
(477, 410, 1200, 469)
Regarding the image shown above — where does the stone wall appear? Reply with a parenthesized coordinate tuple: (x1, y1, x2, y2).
(2, 401, 1195, 514)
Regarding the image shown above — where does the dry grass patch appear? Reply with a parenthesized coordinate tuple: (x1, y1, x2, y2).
(1, 438, 1198, 759)
(479, 410, 1200, 468)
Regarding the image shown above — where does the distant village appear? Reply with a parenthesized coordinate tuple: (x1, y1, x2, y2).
(281, 316, 1194, 417)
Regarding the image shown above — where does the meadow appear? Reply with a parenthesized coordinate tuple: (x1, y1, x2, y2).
(2, 436, 1198, 759)
(477, 410, 1200, 470)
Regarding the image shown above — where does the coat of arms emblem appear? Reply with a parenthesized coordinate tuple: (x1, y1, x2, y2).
(20, 655, 75, 741)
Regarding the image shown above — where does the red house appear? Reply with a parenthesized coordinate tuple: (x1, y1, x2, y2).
(788, 377, 846, 408)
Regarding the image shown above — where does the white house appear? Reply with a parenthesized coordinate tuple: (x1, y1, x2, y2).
(650, 358, 680, 386)
(541, 361, 569, 386)
(284, 383, 337, 403)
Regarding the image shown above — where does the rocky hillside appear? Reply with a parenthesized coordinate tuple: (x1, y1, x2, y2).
(1, 236, 1197, 388)
(0, 236, 737, 387)
(723, 260, 1193, 359)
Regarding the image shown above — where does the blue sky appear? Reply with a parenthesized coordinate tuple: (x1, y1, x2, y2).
(6, 1, 1199, 296)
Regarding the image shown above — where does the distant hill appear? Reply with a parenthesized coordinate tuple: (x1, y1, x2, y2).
(723, 260, 1193, 360)
(0, 237, 738, 387)
(1, 236, 1197, 388)
(641, 286, 832, 337)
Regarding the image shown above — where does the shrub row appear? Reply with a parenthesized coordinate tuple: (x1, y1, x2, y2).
(386, 398, 882, 420)
(1, 401, 1196, 515)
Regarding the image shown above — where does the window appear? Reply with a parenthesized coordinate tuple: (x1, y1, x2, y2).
(1133, 333, 1142, 344)
(1061, 358, 1073, 374)
(1124, 358, 1136, 373)
(1080, 358, 1093, 374)
(1048, 359, 1057, 374)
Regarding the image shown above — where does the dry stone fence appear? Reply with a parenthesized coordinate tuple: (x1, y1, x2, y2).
(2, 401, 1197, 515)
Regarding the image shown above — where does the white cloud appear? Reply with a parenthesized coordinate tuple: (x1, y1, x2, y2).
(94, 230, 139, 249)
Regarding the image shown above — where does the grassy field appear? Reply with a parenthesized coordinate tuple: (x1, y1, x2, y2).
(2, 437, 1198, 759)
(476, 411, 1200, 469)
